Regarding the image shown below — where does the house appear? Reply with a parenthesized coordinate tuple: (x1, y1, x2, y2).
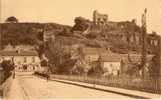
(69, 46, 156, 77)
(77, 47, 123, 76)
(76, 47, 120, 70)
(79, 47, 108, 64)
(80, 47, 154, 77)
(98, 53, 123, 76)
(0, 49, 41, 72)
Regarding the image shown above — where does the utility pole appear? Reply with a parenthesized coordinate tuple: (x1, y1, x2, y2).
(141, 8, 147, 79)
(157, 37, 161, 92)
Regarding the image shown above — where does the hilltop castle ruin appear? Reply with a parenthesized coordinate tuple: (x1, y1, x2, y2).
(93, 10, 108, 26)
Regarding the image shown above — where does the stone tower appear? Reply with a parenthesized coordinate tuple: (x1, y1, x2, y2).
(93, 10, 108, 26)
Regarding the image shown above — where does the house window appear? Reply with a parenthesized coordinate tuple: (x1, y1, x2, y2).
(24, 57, 27, 63)
(32, 57, 35, 63)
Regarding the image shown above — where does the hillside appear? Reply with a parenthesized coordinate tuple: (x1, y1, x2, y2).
(0, 23, 71, 48)
(56, 17, 143, 54)
(1, 16, 153, 54)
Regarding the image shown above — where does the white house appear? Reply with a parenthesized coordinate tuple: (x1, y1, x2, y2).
(98, 53, 123, 76)
(0, 49, 41, 72)
(79, 47, 108, 64)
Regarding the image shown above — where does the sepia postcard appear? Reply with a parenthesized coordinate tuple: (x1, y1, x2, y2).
(0, 0, 161, 100)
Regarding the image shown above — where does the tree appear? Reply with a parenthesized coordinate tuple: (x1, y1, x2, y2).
(1, 60, 14, 78)
(5, 16, 18, 23)
(36, 43, 45, 59)
(44, 38, 70, 69)
(72, 17, 90, 32)
(71, 59, 89, 76)
(1, 60, 14, 72)
(149, 55, 160, 79)
(88, 56, 104, 77)
(85, 32, 98, 39)
(40, 59, 48, 67)
(58, 28, 71, 36)
(149, 55, 160, 92)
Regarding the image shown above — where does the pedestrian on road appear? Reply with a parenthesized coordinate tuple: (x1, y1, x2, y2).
(46, 64, 51, 82)
(13, 69, 15, 79)
(46, 74, 49, 82)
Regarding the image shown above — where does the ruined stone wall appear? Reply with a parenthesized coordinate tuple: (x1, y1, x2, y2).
(93, 10, 108, 26)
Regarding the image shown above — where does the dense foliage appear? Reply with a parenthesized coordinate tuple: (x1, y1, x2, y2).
(149, 55, 160, 79)
(72, 17, 91, 32)
(1, 23, 71, 48)
(1, 60, 14, 72)
(1, 23, 41, 47)
(1, 60, 14, 79)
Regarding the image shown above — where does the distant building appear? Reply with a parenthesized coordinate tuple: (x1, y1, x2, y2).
(98, 54, 122, 76)
(147, 33, 160, 54)
(79, 47, 108, 64)
(76, 47, 123, 76)
(0, 49, 41, 72)
(93, 10, 108, 26)
(76, 46, 155, 77)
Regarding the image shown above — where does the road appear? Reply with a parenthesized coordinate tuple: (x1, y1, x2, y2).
(6, 73, 133, 100)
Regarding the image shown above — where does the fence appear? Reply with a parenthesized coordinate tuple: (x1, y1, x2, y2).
(50, 74, 161, 94)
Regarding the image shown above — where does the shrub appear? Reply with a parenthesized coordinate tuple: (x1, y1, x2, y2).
(1, 60, 14, 80)
(40, 59, 48, 67)
(88, 63, 104, 77)
(86, 33, 98, 39)
(1, 60, 14, 73)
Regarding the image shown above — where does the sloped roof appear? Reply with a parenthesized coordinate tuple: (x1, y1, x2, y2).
(127, 54, 153, 63)
(120, 54, 154, 64)
(100, 53, 123, 62)
(0, 50, 38, 56)
(100, 53, 154, 63)
(81, 47, 154, 63)
(82, 47, 108, 55)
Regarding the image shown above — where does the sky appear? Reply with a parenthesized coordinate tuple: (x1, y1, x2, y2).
(1, 0, 161, 34)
